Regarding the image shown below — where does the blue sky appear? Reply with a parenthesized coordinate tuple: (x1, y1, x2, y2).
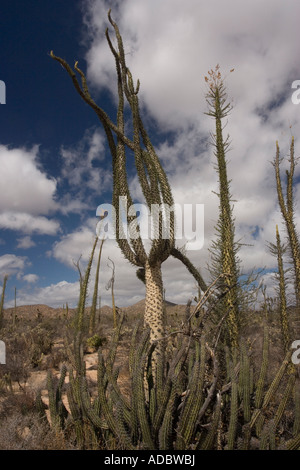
(0, 0, 113, 306)
(1, 0, 300, 309)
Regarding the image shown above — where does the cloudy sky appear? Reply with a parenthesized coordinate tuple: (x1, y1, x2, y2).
(0, 0, 300, 309)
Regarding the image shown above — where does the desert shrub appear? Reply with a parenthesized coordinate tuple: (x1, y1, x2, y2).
(85, 334, 106, 353)
(43, 346, 69, 370)
(0, 411, 76, 450)
(0, 388, 36, 420)
(1, 331, 30, 384)
(25, 325, 54, 368)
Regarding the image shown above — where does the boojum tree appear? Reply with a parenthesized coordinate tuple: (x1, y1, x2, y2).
(273, 137, 300, 309)
(50, 11, 206, 373)
(204, 66, 240, 351)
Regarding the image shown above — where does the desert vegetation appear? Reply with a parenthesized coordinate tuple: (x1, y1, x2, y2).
(0, 11, 299, 450)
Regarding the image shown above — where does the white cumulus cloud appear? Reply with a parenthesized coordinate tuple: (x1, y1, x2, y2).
(10, 280, 81, 309)
(23, 273, 39, 283)
(0, 145, 57, 214)
(0, 212, 60, 235)
(0, 254, 29, 279)
(16, 236, 36, 249)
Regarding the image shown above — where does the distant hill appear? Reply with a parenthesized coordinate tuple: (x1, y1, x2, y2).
(3, 298, 188, 320)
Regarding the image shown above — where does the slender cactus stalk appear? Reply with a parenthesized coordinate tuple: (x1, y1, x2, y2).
(75, 236, 98, 334)
(89, 237, 104, 334)
(106, 257, 118, 329)
(47, 364, 68, 430)
(227, 355, 239, 449)
(269, 225, 291, 352)
(273, 373, 295, 430)
(250, 350, 292, 431)
(287, 432, 300, 450)
(13, 286, 17, 328)
(205, 66, 240, 351)
(239, 341, 251, 423)
(255, 324, 269, 437)
(200, 392, 222, 450)
(293, 377, 300, 436)
(0, 274, 8, 330)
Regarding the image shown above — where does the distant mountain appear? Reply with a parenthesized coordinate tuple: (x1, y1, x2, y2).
(3, 298, 187, 320)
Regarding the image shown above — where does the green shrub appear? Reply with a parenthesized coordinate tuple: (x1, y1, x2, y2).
(85, 334, 106, 353)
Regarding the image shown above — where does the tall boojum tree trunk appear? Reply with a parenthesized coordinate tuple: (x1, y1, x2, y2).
(51, 11, 207, 376)
(274, 137, 300, 309)
(144, 260, 165, 364)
